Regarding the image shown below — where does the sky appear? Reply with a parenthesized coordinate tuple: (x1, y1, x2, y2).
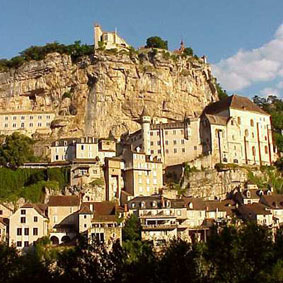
(0, 0, 283, 98)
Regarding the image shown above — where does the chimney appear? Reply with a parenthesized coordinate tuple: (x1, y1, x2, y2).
(124, 204, 128, 213)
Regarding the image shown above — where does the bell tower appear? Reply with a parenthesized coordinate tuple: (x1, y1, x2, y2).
(140, 107, 151, 155)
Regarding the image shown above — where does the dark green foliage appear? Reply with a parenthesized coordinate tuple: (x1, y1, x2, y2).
(146, 36, 168, 50)
(0, 167, 69, 202)
(253, 95, 283, 152)
(123, 214, 141, 242)
(275, 157, 283, 172)
(0, 41, 93, 71)
(0, 133, 37, 168)
(183, 47, 194, 56)
(0, 225, 283, 282)
(62, 91, 72, 100)
(216, 82, 228, 100)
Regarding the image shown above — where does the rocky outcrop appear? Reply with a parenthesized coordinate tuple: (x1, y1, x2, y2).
(0, 50, 218, 139)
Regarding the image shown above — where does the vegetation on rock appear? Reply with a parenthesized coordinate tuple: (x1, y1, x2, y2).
(0, 133, 37, 168)
(146, 36, 168, 50)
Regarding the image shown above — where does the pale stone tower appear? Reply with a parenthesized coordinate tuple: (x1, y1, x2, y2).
(94, 23, 103, 49)
(141, 107, 151, 155)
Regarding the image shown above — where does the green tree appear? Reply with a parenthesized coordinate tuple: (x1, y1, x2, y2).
(183, 47, 194, 56)
(0, 133, 37, 168)
(216, 82, 228, 100)
(146, 36, 168, 50)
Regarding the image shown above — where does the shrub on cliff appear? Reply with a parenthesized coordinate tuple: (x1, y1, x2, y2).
(146, 36, 168, 50)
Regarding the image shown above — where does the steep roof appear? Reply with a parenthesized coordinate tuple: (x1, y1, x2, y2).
(205, 114, 228, 126)
(238, 203, 272, 215)
(262, 194, 283, 209)
(205, 95, 269, 116)
(48, 196, 80, 207)
(21, 203, 48, 218)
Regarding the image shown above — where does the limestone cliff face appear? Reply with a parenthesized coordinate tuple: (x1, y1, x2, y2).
(0, 50, 218, 139)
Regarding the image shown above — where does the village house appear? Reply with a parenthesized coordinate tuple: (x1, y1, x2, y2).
(0, 111, 55, 137)
(47, 195, 80, 245)
(201, 95, 275, 166)
(237, 203, 273, 227)
(122, 147, 163, 197)
(9, 203, 48, 249)
(127, 195, 188, 248)
(0, 218, 8, 242)
(260, 194, 283, 226)
(78, 201, 122, 247)
(123, 108, 202, 167)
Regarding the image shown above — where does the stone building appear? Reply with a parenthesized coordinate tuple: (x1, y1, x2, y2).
(47, 195, 80, 245)
(201, 95, 275, 166)
(0, 111, 55, 137)
(94, 24, 129, 50)
(260, 194, 283, 226)
(122, 147, 163, 197)
(124, 109, 202, 167)
(9, 203, 48, 249)
(78, 201, 122, 247)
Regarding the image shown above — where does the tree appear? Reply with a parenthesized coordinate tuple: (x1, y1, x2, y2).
(183, 47, 194, 57)
(0, 133, 37, 168)
(216, 82, 228, 100)
(122, 214, 141, 242)
(146, 36, 168, 50)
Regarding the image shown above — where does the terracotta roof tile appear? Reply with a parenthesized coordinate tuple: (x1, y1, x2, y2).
(48, 196, 80, 207)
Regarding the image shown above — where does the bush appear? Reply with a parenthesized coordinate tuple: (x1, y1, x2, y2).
(62, 92, 72, 100)
(183, 47, 194, 57)
(146, 36, 168, 50)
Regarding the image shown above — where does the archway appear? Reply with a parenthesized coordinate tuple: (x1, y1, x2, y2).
(61, 235, 71, 243)
(50, 236, 59, 245)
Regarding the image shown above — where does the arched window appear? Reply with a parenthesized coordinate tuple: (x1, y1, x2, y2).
(250, 119, 254, 127)
(245, 129, 249, 137)
(265, 146, 268, 154)
(237, 117, 241, 125)
(252, 146, 256, 156)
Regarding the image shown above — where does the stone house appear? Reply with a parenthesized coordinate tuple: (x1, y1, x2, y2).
(0, 218, 8, 242)
(127, 195, 188, 248)
(201, 95, 275, 166)
(0, 111, 55, 137)
(78, 201, 122, 247)
(122, 148, 163, 197)
(237, 203, 273, 227)
(260, 194, 283, 226)
(47, 195, 80, 245)
(123, 108, 202, 167)
(9, 203, 48, 249)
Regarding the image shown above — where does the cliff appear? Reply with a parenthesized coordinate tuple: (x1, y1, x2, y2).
(0, 49, 218, 139)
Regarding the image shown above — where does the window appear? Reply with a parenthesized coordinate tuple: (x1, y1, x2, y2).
(0, 210, 2, 215)
(21, 122, 24, 128)
(34, 216, 38, 222)
(17, 228, 22, 236)
(13, 123, 17, 128)
(13, 116, 16, 120)
(252, 146, 256, 156)
(180, 129, 184, 134)
(30, 116, 33, 120)
(245, 129, 249, 137)
(265, 146, 268, 154)
(16, 241, 22, 247)
(231, 120, 234, 125)
(250, 119, 254, 127)
(165, 149, 169, 154)
(47, 115, 50, 119)
(157, 141, 161, 145)
(21, 210, 26, 215)
(173, 130, 176, 135)
(32, 228, 38, 236)
(24, 228, 29, 235)
(194, 146, 197, 150)
(232, 135, 235, 140)
(165, 140, 168, 145)
(237, 117, 241, 124)
(177, 210, 181, 216)
(21, 116, 25, 120)
(38, 122, 42, 127)
(29, 123, 33, 127)
(4, 123, 8, 128)
(157, 132, 160, 136)
(173, 140, 177, 145)
(165, 131, 168, 135)
(182, 148, 185, 153)
(150, 150, 154, 154)
(21, 217, 26, 223)
(81, 145, 84, 150)
(24, 241, 29, 247)
(252, 132, 254, 138)
(38, 115, 42, 120)
(181, 139, 184, 144)
(174, 148, 177, 153)
(5, 116, 8, 120)
(150, 132, 153, 136)
(150, 141, 153, 146)
(158, 149, 161, 154)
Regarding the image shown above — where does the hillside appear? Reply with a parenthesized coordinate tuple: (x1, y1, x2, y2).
(0, 47, 219, 139)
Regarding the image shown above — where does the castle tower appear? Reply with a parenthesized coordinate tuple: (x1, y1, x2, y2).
(94, 23, 103, 49)
(141, 107, 151, 155)
(184, 112, 190, 140)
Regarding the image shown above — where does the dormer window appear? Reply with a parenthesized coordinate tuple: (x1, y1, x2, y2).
(246, 190, 251, 198)
(131, 203, 136, 208)
(166, 200, 171, 208)
(152, 201, 157, 208)
(141, 201, 145, 208)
